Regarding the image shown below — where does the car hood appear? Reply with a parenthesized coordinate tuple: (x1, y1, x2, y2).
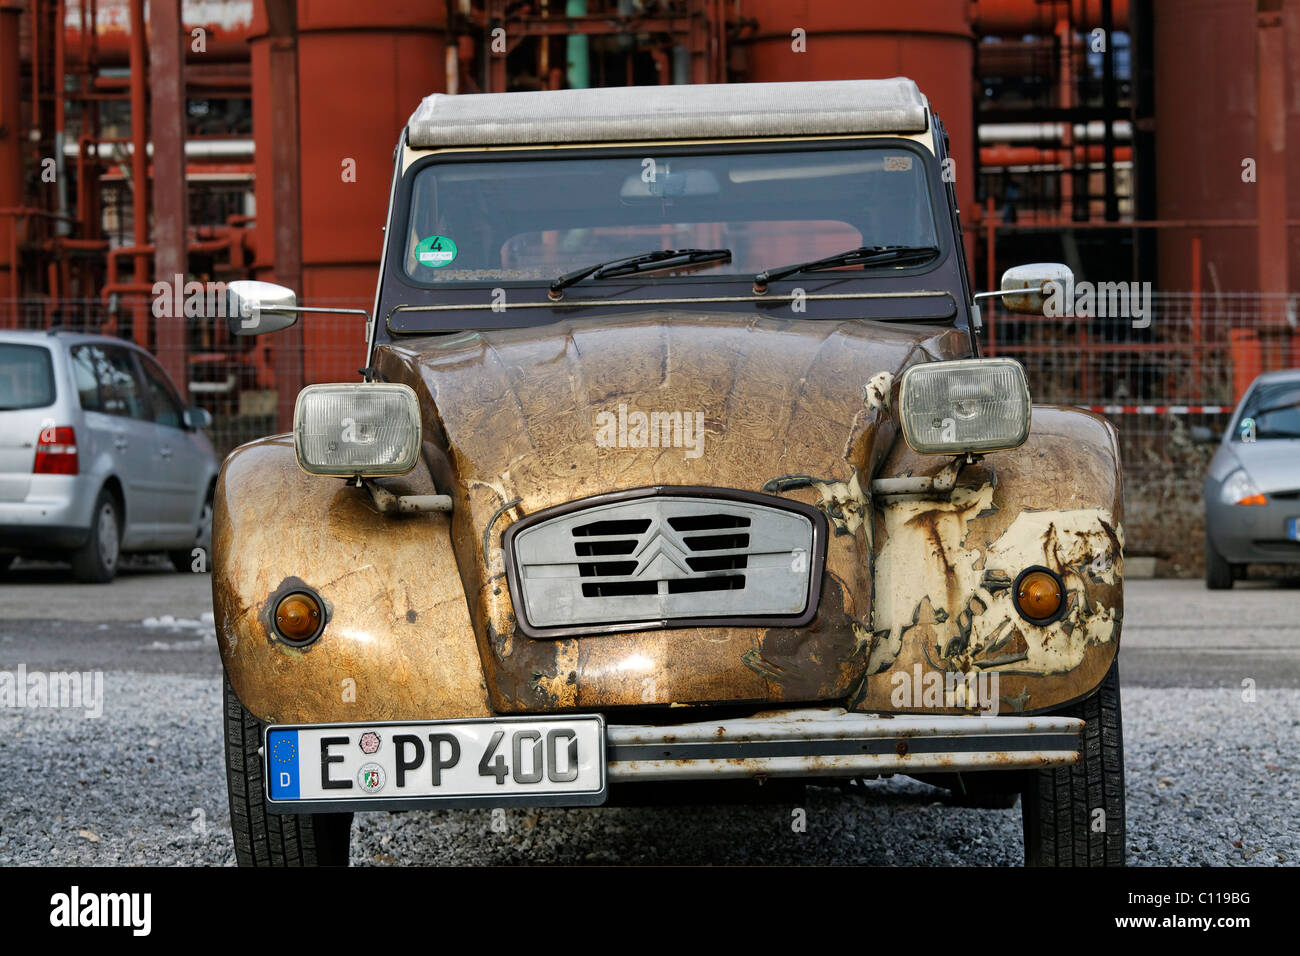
(1227, 439, 1300, 495)
(375, 310, 971, 712)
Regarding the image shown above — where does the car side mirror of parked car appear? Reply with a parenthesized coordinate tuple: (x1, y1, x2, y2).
(183, 407, 213, 431)
(995, 263, 1075, 315)
(223, 280, 300, 337)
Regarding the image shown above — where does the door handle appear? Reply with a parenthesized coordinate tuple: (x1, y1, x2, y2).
(113, 437, 128, 450)
(159, 445, 172, 458)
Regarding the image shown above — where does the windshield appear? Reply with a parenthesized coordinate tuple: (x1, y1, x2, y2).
(1234, 381, 1300, 441)
(401, 145, 939, 286)
(0, 344, 55, 411)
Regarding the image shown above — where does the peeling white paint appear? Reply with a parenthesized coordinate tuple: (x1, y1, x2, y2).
(870, 483, 1123, 677)
(863, 371, 894, 413)
(808, 470, 871, 542)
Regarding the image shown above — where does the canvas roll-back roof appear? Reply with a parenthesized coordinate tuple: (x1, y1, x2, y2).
(406, 78, 929, 149)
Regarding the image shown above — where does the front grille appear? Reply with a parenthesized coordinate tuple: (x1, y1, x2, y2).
(574, 512, 751, 597)
(504, 488, 825, 637)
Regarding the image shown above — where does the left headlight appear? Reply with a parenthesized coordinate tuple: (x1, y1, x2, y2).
(898, 358, 1032, 455)
(293, 383, 421, 477)
(1219, 468, 1266, 506)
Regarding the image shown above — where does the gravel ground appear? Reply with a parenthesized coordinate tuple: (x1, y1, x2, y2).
(1, 672, 1294, 866)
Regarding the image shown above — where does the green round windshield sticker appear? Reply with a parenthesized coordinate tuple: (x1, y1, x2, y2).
(415, 235, 458, 268)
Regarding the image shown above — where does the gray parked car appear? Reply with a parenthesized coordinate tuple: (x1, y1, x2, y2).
(1204, 368, 1300, 589)
(0, 330, 219, 582)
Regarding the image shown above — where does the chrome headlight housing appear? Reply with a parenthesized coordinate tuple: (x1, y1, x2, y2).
(898, 358, 1032, 455)
(293, 383, 421, 477)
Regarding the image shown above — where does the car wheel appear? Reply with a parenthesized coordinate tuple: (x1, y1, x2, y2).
(70, 490, 121, 584)
(1205, 536, 1234, 590)
(223, 673, 352, 866)
(1020, 661, 1125, 866)
(169, 496, 213, 573)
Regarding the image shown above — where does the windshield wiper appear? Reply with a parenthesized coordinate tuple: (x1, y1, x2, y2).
(549, 248, 731, 300)
(753, 244, 940, 292)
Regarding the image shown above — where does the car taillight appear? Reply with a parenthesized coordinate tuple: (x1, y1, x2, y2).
(34, 426, 78, 475)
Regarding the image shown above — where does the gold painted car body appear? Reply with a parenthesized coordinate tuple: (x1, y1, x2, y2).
(214, 310, 1121, 725)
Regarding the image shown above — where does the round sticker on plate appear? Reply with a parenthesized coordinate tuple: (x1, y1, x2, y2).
(357, 762, 386, 793)
(415, 235, 458, 268)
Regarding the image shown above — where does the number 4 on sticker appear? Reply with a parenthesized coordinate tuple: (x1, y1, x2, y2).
(415, 235, 458, 268)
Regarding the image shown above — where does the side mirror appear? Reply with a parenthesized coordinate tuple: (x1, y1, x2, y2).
(183, 407, 213, 430)
(999, 263, 1074, 315)
(223, 280, 299, 336)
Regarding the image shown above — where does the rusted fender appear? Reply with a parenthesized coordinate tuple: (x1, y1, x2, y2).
(211, 436, 491, 724)
(856, 405, 1123, 716)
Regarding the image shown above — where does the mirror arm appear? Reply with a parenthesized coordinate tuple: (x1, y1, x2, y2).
(973, 288, 1033, 302)
(255, 306, 371, 318)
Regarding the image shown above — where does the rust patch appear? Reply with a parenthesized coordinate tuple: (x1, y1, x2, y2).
(751, 576, 867, 700)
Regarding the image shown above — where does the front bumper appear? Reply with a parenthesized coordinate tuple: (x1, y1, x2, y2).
(1207, 496, 1300, 564)
(607, 707, 1082, 782)
(260, 707, 1084, 814)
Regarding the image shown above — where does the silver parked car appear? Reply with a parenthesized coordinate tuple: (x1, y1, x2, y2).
(0, 330, 220, 582)
(1204, 368, 1300, 589)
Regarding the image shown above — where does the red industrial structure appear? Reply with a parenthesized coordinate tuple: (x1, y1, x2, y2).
(0, 0, 1296, 449)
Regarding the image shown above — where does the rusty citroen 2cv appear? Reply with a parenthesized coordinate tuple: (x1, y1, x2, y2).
(213, 79, 1125, 866)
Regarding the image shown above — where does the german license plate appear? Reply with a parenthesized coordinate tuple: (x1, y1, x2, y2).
(263, 716, 606, 812)
(1288, 518, 1300, 542)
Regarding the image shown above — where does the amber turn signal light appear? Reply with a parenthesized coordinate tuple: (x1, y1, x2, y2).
(1014, 568, 1063, 624)
(274, 591, 324, 643)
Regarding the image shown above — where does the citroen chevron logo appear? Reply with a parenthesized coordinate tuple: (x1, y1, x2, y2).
(629, 524, 693, 578)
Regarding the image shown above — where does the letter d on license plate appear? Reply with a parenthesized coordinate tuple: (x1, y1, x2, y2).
(264, 716, 606, 813)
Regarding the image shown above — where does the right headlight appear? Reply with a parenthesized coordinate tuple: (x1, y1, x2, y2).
(293, 383, 421, 477)
(898, 358, 1032, 455)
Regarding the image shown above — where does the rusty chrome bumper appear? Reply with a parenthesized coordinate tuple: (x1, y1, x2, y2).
(605, 708, 1082, 782)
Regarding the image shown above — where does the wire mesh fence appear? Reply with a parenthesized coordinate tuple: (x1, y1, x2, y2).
(4, 291, 1297, 472)
(985, 291, 1299, 478)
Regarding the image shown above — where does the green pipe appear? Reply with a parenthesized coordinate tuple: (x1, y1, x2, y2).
(566, 0, 589, 89)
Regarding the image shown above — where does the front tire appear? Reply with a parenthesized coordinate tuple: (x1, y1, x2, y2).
(1021, 661, 1126, 866)
(70, 490, 120, 583)
(1205, 535, 1234, 590)
(223, 674, 352, 866)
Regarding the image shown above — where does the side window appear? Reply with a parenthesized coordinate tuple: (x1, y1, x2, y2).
(94, 347, 149, 421)
(139, 356, 183, 428)
(68, 346, 102, 412)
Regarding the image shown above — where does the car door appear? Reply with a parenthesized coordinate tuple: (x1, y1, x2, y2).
(92, 345, 160, 548)
(134, 351, 205, 545)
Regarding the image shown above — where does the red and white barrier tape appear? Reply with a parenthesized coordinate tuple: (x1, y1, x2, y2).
(1076, 404, 1231, 414)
